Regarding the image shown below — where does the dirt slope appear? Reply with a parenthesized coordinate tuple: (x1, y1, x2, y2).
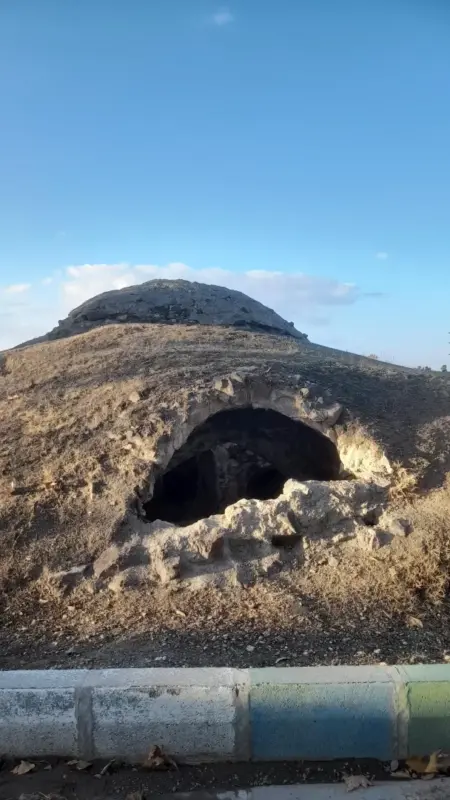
(1, 322, 449, 582)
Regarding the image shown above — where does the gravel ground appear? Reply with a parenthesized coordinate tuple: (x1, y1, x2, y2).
(1, 580, 450, 670)
(0, 757, 410, 800)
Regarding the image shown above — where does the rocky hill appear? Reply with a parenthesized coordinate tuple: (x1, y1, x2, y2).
(42, 279, 308, 342)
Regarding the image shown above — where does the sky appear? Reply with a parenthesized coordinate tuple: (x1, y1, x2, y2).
(0, 0, 449, 367)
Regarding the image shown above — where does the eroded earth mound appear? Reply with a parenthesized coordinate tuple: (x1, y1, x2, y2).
(1, 280, 450, 602)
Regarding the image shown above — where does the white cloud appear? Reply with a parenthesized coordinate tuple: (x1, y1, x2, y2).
(0, 262, 373, 352)
(2, 283, 32, 294)
(212, 7, 234, 26)
(376, 252, 389, 260)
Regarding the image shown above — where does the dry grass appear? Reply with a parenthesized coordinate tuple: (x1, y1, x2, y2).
(336, 422, 392, 481)
(389, 461, 419, 499)
(303, 477, 450, 615)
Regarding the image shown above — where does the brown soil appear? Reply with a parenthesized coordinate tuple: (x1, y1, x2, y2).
(2, 582, 450, 671)
(1, 323, 450, 668)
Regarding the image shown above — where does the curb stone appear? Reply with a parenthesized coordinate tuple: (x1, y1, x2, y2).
(1, 666, 450, 761)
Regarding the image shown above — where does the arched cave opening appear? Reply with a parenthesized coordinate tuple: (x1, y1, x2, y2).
(143, 407, 341, 527)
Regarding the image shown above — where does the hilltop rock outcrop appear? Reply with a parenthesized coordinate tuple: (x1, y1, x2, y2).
(46, 279, 308, 342)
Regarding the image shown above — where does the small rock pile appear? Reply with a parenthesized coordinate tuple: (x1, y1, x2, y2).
(54, 477, 411, 594)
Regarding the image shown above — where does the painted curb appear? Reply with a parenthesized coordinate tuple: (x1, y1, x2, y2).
(1, 666, 450, 761)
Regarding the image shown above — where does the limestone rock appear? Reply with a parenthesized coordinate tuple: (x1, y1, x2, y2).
(93, 545, 120, 578)
(378, 514, 412, 537)
(89, 478, 388, 592)
(52, 564, 90, 591)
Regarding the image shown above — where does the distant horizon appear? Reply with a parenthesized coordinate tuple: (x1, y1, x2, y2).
(1, 1, 449, 369)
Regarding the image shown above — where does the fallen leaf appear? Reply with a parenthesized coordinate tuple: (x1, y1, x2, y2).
(343, 774, 372, 792)
(67, 759, 92, 771)
(94, 758, 115, 778)
(173, 608, 186, 618)
(275, 656, 288, 665)
(12, 761, 35, 775)
(406, 756, 430, 774)
(426, 752, 440, 774)
(407, 616, 424, 629)
(142, 745, 177, 771)
(390, 759, 399, 772)
(407, 752, 440, 775)
(126, 792, 145, 800)
(391, 770, 412, 779)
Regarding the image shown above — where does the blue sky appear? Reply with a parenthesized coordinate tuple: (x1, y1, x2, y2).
(0, 0, 449, 366)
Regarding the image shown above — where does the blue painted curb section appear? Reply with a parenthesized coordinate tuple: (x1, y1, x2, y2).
(0, 665, 450, 762)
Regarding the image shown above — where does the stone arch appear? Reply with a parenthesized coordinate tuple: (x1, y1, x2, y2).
(148, 372, 343, 475)
(142, 374, 343, 526)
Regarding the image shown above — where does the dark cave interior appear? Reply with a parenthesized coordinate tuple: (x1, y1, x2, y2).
(144, 407, 340, 526)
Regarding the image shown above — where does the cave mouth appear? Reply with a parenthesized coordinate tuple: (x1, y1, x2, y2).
(143, 406, 341, 527)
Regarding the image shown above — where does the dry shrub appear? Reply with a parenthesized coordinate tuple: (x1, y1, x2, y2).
(303, 477, 450, 616)
(389, 461, 418, 499)
(336, 423, 392, 481)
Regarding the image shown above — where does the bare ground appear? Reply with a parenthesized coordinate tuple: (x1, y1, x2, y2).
(0, 757, 401, 800)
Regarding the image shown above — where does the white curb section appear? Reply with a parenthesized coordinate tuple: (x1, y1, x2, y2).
(0, 669, 249, 762)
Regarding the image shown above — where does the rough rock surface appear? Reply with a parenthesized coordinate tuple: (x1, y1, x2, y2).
(44, 279, 308, 342)
(76, 478, 390, 592)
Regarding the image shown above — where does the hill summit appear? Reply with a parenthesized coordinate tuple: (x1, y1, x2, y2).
(45, 278, 308, 342)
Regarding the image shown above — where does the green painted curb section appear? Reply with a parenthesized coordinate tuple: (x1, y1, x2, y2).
(399, 666, 450, 756)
